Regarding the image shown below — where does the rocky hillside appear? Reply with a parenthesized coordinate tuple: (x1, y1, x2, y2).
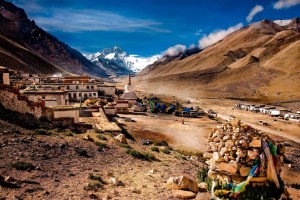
(0, 0, 108, 77)
(135, 18, 300, 103)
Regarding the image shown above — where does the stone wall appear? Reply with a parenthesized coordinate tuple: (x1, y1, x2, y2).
(0, 84, 46, 119)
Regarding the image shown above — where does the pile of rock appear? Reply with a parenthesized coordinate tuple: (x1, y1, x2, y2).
(204, 120, 285, 187)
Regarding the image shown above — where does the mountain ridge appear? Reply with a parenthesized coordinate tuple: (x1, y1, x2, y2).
(135, 18, 300, 103)
(0, 0, 108, 77)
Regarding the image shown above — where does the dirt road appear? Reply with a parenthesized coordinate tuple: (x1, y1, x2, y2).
(195, 99, 300, 144)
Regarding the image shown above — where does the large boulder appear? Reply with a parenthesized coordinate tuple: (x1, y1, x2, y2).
(165, 176, 199, 193)
(114, 134, 127, 144)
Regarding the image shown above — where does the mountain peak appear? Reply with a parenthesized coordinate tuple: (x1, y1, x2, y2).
(86, 47, 160, 73)
(249, 19, 285, 34)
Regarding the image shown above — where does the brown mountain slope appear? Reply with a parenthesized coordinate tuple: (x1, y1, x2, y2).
(0, 0, 108, 77)
(135, 19, 300, 103)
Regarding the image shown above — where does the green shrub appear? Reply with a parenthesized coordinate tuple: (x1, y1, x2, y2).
(33, 129, 51, 136)
(126, 149, 155, 161)
(12, 161, 35, 171)
(161, 148, 171, 154)
(150, 146, 159, 152)
(154, 140, 168, 146)
(96, 135, 107, 141)
(144, 152, 156, 160)
(118, 143, 132, 149)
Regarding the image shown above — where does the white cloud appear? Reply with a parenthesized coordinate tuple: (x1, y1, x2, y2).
(273, 0, 300, 9)
(198, 23, 243, 49)
(246, 5, 264, 22)
(32, 8, 169, 33)
(163, 44, 186, 56)
(189, 44, 196, 49)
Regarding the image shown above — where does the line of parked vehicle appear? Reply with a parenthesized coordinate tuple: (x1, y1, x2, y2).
(234, 103, 300, 122)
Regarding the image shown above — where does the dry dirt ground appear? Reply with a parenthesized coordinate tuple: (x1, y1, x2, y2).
(114, 113, 220, 153)
(0, 119, 205, 200)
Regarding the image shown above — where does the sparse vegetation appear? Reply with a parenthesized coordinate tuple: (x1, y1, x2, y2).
(33, 129, 52, 136)
(150, 146, 159, 152)
(64, 131, 73, 136)
(12, 161, 35, 171)
(161, 148, 171, 154)
(175, 149, 203, 158)
(94, 128, 103, 133)
(126, 149, 155, 161)
(97, 134, 107, 140)
(95, 142, 107, 148)
(84, 180, 102, 191)
(95, 142, 108, 152)
(88, 173, 106, 184)
(154, 140, 168, 146)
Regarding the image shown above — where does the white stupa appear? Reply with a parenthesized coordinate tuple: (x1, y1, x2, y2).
(120, 74, 137, 104)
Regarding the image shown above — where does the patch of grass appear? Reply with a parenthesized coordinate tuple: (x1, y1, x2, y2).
(118, 143, 132, 149)
(161, 148, 171, 154)
(175, 149, 203, 158)
(12, 161, 35, 171)
(88, 173, 106, 184)
(96, 134, 107, 141)
(154, 140, 168, 146)
(95, 142, 108, 148)
(94, 128, 103, 133)
(33, 129, 51, 136)
(144, 152, 156, 160)
(126, 149, 155, 161)
(64, 132, 73, 136)
(150, 146, 159, 152)
(84, 180, 102, 191)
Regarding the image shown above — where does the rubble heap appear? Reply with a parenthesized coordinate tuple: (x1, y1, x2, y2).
(204, 120, 285, 196)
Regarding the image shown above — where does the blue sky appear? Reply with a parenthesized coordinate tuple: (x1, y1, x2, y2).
(10, 0, 300, 57)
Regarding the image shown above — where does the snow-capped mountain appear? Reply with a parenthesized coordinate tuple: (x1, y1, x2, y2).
(86, 46, 161, 73)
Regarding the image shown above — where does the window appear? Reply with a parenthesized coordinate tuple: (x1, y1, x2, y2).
(66, 85, 70, 90)
(87, 86, 90, 89)
(93, 93, 96, 96)
(75, 86, 79, 90)
(91, 86, 94, 89)
(89, 93, 92, 97)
